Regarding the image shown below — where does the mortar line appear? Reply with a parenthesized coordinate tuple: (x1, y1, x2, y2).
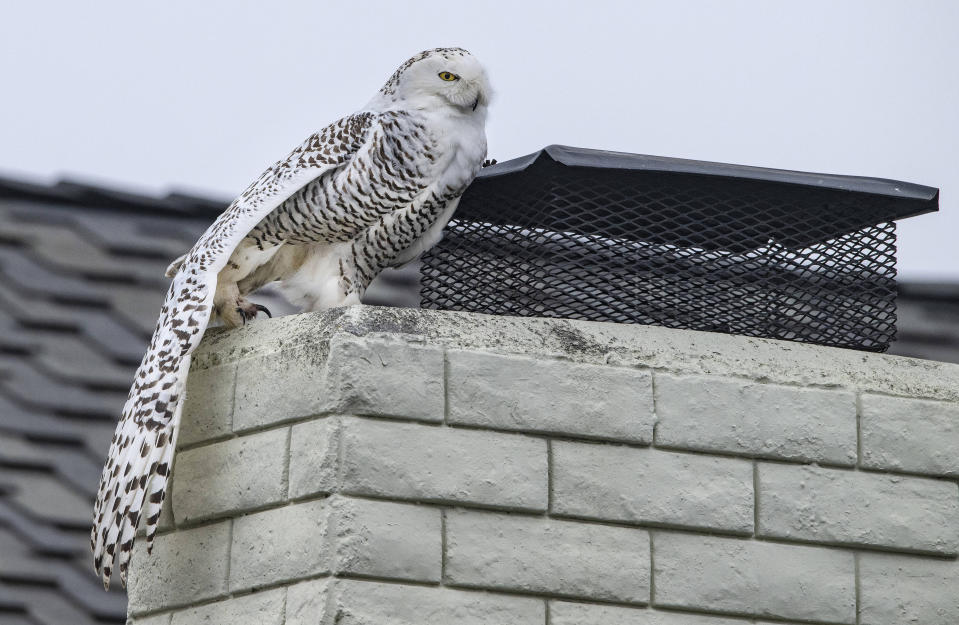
(650, 371, 660, 445)
(441, 508, 448, 584)
(333, 571, 440, 587)
(185, 411, 955, 484)
(159, 488, 959, 561)
(855, 392, 864, 470)
(753, 460, 760, 537)
(224, 518, 234, 593)
(648, 531, 656, 606)
(130, 572, 335, 619)
(855, 552, 862, 625)
(544, 597, 550, 625)
(282, 425, 293, 498)
(546, 439, 554, 513)
(229, 360, 239, 434)
(334, 416, 344, 492)
(443, 348, 450, 425)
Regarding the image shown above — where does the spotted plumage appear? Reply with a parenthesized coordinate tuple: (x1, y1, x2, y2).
(91, 48, 490, 588)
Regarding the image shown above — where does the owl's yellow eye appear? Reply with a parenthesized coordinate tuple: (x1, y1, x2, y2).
(438, 71, 459, 82)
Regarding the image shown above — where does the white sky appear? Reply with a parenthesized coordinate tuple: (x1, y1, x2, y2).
(0, 0, 956, 279)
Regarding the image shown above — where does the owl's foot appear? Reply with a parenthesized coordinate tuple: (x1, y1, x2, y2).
(236, 300, 271, 325)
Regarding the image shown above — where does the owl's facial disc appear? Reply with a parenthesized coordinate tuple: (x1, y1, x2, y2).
(431, 57, 489, 112)
(393, 49, 491, 113)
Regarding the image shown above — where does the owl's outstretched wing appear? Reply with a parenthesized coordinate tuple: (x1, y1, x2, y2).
(91, 112, 375, 589)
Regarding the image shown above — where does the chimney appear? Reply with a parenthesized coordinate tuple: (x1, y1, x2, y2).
(126, 306, 959, 624)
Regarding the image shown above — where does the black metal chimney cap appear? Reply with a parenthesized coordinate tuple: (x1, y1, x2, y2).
(475, 145, 939, 222)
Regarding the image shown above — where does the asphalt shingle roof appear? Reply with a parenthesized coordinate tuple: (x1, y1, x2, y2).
(0, 184, 221, 624)
(0, 173, 952, 623)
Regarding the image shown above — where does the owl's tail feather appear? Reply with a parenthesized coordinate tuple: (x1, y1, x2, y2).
(91, 269, 210, 590)
(90, 353, 189, 589)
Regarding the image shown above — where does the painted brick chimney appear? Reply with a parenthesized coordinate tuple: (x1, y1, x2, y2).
(127, 306, 959, 625)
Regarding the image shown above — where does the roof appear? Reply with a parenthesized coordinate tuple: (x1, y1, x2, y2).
(890, 282, 959, 363)
(0, 173, 952, 623)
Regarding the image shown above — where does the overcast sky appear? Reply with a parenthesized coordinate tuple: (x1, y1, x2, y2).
(1, 0, 955, 279)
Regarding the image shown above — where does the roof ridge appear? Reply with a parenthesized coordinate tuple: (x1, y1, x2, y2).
(0, 175, 230, 218)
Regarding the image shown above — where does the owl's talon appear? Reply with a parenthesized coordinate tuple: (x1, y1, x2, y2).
(254, 304, 272, 318)
(235, 300, 271, 325)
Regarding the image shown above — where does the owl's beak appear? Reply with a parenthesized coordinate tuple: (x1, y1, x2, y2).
(471, 96, 479, 111)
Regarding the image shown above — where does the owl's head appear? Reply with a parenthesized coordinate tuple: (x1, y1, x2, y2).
(376, 48, 491, 114)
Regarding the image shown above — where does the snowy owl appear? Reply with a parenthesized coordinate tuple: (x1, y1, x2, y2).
(91, 47, 491, 588)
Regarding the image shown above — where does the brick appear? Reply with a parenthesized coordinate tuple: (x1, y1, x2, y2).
(340, 418, 547, 510)
(129, 614, 172, 625)
(655, 374, 857, 465)
(860, 553, 959, 625)
(550, 601, 775, 625)
(170, 587, 284, 625)
(286, 577, 545, 625)
(172, 428, 287, 523)
(127, 521, 230, 614)
(233, 346, 332, 431)
(325, 334, 445, 421)
(288, 417, 340, 499)
(285, 578, 331, 625)
(229, 499, 333, 591)
(552, 441, 753, 533)
(446, 510, 649, 603)
(330, 496, 441, 582)
(229, 496, 441, 591)
(179, 363, 235, 446)
(653, 533, 855, 623)
(758, 463, 959, 555)
(861, 394, 959, 477)
(448, 350, 654, 442)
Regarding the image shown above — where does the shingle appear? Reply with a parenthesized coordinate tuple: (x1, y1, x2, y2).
(31, 334, 133, 389)
(0, 581, 30, 617)
(0, 500, 80, 556)
(2, 469, 94, 527)
(72, 309, 147, 362)
(0, 526, 31, 558)
(0, 435, 51, 470)
(0, 394, 88, 445)
(0, 248, 107, 304)
(0, 580, 30, 614)
(0, 543, 57, 584)
(9, 586, 104, 625)
(0, 310, 35, 354)
(0, 356, 124, 417)
(107, 285, 168, 336)
(0, 288, 84, 332)
(71, 211, 203, 260)
(0, 433, 102, 498)
(54, 562, 128, 620)
(17, 223, 158, 281)
(78, 422, 118, 460)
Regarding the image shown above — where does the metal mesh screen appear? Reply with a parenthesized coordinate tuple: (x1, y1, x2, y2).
(419, 147, 933, 353)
